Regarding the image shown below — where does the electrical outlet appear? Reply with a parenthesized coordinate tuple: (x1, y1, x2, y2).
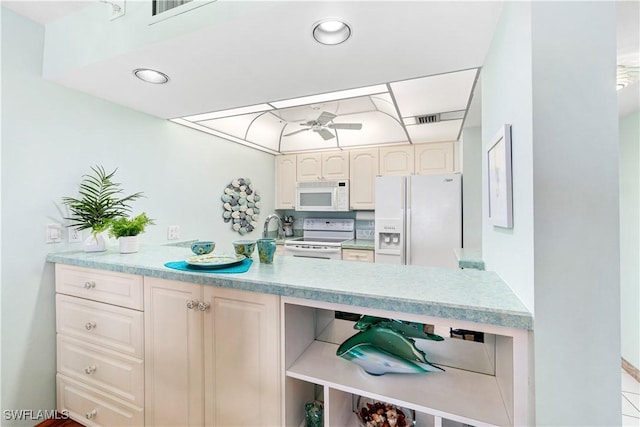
(46, 223, 62, 243)
(68, 227, 82, 243)
(167, 225, 180, 240)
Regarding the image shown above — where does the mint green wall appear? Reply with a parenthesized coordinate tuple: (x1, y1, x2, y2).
(1, 8, 274, 423)
(461, 127, 483, 249)
(483, 2, 620, 425)
(620, 110, 640, 370)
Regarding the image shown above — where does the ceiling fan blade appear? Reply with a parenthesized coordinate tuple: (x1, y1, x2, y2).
(316, 111, 338, 125)
(328, 123, 363, 130)
(283, 128, 310, 137)
(316, 128, 335, 140)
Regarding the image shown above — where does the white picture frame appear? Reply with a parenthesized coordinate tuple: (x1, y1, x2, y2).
(487, 124, 513, 228)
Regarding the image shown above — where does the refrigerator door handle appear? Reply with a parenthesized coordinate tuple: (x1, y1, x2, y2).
(406, 207, 411, 265)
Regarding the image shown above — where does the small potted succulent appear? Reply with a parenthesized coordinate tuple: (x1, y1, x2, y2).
(108, 213, 155, 254)
(61, 165, 143, 252)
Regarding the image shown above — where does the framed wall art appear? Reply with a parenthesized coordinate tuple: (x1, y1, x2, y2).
(486, 124, 513, 228)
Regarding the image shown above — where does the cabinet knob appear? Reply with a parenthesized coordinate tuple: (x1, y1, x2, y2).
(84, 365, 97, 375)
(85, 322, 97, 331)
(85, 409, 97, 420)
(198, 302, 210, 312)
(84, 281, 96, 289)
(186, 300, 199, 309)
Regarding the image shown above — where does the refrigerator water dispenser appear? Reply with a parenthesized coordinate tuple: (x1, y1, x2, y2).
(378, 232, 401, 250)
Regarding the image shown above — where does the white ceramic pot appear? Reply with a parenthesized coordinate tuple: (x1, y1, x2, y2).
(83, 232, 106, 252)
(119, 236, 139, 254)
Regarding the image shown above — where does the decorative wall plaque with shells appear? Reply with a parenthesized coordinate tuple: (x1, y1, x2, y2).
(221, 178, 260, 235)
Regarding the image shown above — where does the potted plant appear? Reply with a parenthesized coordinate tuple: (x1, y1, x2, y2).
(62, 165, 143, 252)
(108, 213, 155, 253)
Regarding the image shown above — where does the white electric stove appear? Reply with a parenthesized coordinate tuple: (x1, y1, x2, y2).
(283, 218, 354, 260)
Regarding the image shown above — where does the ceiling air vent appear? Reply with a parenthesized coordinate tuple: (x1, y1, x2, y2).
(153, 0, 193, 16)
(416, 114, 440, 124)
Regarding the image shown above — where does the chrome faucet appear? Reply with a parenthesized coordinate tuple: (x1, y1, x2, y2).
(263, 214, 284, 239)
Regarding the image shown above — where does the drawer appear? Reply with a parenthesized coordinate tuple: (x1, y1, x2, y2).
(57, 374, 143, 427)
(56, 264, 143, 310)
(57, 335, 144, 406)
(57, 294, 144, 358)
(342, 248, 375, 263)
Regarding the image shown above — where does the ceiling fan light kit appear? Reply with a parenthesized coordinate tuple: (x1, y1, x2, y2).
(313, 19, 351, 45)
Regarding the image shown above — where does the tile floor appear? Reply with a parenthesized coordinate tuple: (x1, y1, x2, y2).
(623, 369, 640, 426)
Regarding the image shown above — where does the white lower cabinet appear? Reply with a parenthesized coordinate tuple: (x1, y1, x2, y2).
(55, 265, 145, 427)
(341, 248, 375, 263)
(144, 277, 281, 427)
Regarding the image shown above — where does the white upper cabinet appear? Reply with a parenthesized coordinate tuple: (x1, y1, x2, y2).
(275, 154, 297, 209)
(349, 148, 379, 210)
(379, 145, 415, 176)
(297, 151, 349, 181)
(415, 141, 455, 175)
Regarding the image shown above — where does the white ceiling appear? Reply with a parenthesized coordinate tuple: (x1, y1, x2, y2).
(2, 0, 638, 153)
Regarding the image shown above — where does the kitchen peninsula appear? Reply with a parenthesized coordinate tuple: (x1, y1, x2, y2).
(47, 245, 533, 427)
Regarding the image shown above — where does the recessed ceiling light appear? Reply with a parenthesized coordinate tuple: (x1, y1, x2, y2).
(313, 20, 351, 45)
(133, 68, 169, 84)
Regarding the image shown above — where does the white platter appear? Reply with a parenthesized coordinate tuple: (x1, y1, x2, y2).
(185, 253, 246, 269)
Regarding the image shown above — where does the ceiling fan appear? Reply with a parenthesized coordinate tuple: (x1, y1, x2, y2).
(283, 111, 362, 140)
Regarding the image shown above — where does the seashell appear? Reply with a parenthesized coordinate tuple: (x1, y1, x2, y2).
(252, 214, 260, 221)
(232, 223, 240, 231)
(224, 217, 231, 223)
(253, 194, 261, 202)
(240, 185, 246, 191)
(239, 212, 246, 220)
(250, 221, 258, 228)
(247, 225, 254, 232)
(253, 208, 260, 214)
(246, 208, 254, 216)
(238, 198, 247, 205)
(233, 218, 241, 223)
(239, 205, 247, 212)
(239, 227, 247, 235)
(245, 179, 252, 185)
(247, 202, 255, 208)
(232, 179, 240, 187)
(255, 201, 261, 208)
(238, 178, 245, 185)
(245, 188, 252, 195)
(221, 194, 231, 203)
(239, 191, 247, 198)
(225, 188, 234, 195)
(229, 199, 238, 206)
(231, 211, 240, 218)
(223, 202, 232, 211)
(222, 211, 231, 219)
(247, 194, 255, 202)
(232, 204, 241, 211)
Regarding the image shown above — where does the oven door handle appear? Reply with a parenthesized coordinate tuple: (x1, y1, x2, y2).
(284, 246, 342, 255)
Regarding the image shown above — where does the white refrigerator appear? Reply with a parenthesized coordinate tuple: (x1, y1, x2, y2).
(374, 173, 462, 268)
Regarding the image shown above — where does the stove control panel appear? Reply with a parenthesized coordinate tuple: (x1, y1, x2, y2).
(303, 218, 355, 232)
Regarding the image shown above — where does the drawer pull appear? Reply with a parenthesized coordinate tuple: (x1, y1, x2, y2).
(85, 409, 97, 420)
(85, 322, 97, 331)
(186, 300, 199, 310)
(198, 302, 210, 312)
(84, 365, 97, 375)
(84, 281, 96, 289)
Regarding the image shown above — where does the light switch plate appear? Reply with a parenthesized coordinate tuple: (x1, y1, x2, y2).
(46, 223, 62, 243)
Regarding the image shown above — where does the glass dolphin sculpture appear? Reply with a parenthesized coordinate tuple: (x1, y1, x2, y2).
(336, 324, 444, 375)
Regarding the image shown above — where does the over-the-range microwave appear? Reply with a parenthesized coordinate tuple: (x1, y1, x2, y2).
(295, 180, 350, 211)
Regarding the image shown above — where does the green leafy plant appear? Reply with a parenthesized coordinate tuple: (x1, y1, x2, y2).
(61, 165, 143, 233)
(108, 213, 155, 238)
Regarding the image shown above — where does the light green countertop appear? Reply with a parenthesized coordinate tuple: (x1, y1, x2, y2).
(453, 248, 486, 270)
(341, 239, 375, 250)
(47, 245, 531, 330)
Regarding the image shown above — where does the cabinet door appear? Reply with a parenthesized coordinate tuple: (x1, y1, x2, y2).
(144, 278, 204, 426)
(322, 151, 349, 180)
(379, 145, 415, 176)
(349, 148, 379, 210)
(415, 142, 454, 175)
(275, 154, 297, 209)
(297, 153, 322, 181)
(203, 287, 281, 427)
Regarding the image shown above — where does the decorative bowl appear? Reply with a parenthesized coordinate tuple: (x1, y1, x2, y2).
(232, 239, 257, 257)
(191, 241, 215, 255)
(355, 396, 414, 427)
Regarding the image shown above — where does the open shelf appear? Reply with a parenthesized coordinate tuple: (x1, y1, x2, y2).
(286, 340, 510, 427)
